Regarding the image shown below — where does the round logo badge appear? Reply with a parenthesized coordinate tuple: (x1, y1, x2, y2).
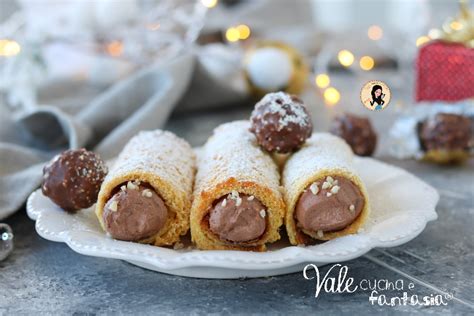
(360, 80, 391, 111)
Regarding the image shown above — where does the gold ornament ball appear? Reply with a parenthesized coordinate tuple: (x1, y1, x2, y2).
(243, 41, 309, 98)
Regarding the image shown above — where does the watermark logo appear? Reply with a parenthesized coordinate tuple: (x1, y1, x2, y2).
(303, 264, 454, 307)
(360, 80, 391, 111)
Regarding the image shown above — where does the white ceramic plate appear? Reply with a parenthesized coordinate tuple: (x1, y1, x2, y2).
(27, 157, 438, 279)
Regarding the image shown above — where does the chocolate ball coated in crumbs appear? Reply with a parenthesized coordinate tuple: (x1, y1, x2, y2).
(42, 148, 108, 212)
(330, 113, 377, 156)
(250, 92, 313, 153)
(419, 113, 471, 152)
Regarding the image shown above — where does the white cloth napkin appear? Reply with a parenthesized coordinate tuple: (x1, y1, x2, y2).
(0, 52, 249, 219)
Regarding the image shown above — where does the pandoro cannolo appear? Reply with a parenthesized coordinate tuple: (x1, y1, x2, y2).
(96, 130, 195, 246)
(190, 121, 285, 251)
(282, 133, 370, 245)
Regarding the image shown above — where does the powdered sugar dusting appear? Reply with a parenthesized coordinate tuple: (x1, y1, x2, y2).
(194, 121, 281, 199)
(282, 133, 356, 201)
(102, 130, 195, 198)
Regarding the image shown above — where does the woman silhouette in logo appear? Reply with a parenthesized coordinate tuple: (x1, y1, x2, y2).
(370, 84, 385, 110)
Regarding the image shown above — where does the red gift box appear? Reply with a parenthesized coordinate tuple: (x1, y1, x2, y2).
(415, 41, 474, 102)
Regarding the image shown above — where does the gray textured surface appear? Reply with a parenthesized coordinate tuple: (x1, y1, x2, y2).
(1, 96, 474, 315)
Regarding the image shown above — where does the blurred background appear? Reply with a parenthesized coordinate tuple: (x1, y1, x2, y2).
(0, 0, 469, 113)
(0, 0, 472, 155)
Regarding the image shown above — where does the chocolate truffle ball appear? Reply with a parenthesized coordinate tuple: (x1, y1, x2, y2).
(209, 192, 266, 243)
(419, 113, 471, 152)
(250, 92, 313, 153)
(42, 148, 108, 212)
(103, 182, 168, 241)
(330, 113, 377, 156)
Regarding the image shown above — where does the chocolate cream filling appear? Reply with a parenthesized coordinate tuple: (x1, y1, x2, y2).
(209, 192, 267, 243)
(295, 176, 364, 234)
(103, 182, 168, 241)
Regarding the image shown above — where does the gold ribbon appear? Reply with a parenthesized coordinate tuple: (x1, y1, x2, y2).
(432, 0, 474, 48)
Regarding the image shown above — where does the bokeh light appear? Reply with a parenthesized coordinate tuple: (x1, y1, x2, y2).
(201, 0, 218, 8)
(368, 25, 383, 40)
(0, 39, 21, 57)
(359, 56, 374, 71)
(236, 24, 251, 40)
(225, 27, 240, 42)
(337, 50, 354, 67)
(315, 74, 330, 88)
(106, 41, 123, 57)
(450, 21, 463, 30)
(324, 87, 340, 105)
(416, 36, 430, 47)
